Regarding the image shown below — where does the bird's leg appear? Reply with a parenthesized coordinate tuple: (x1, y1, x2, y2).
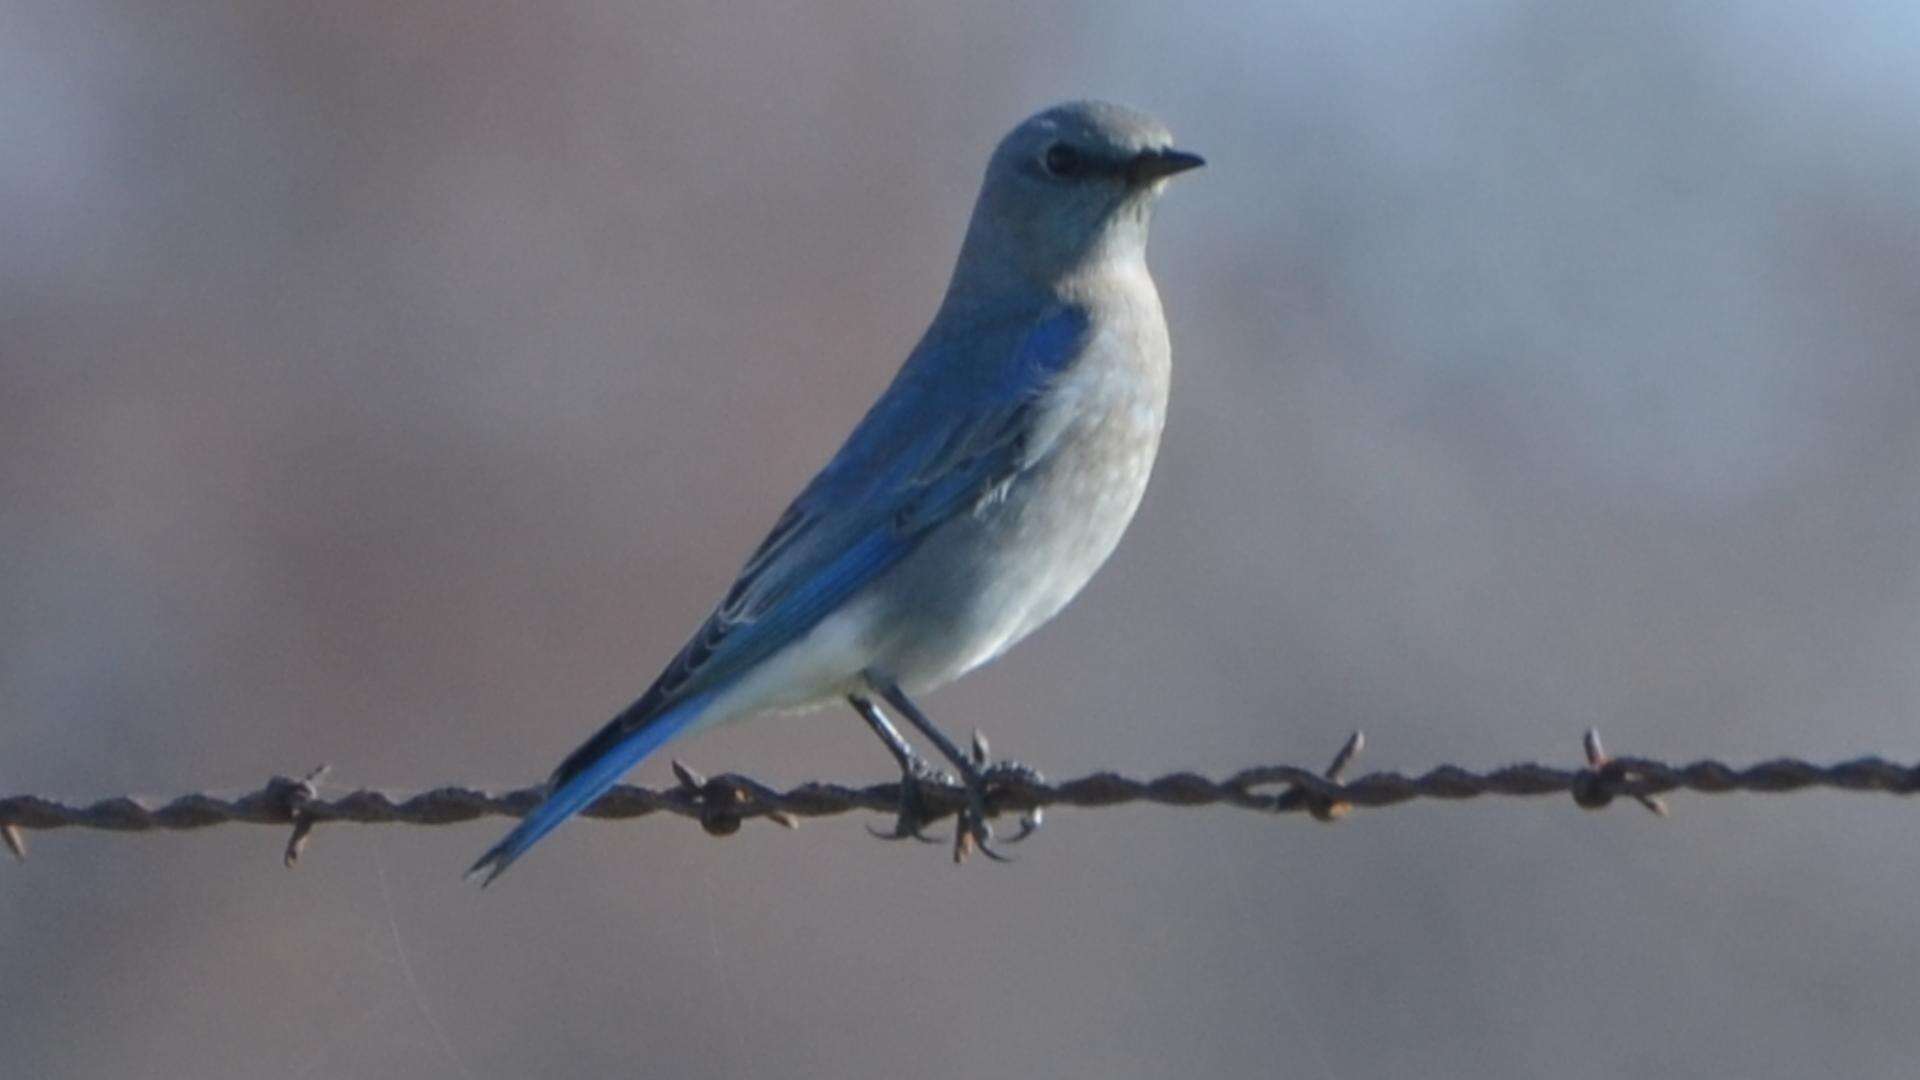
(847, 694, 944, 845)
(870, 679, 1042, 863)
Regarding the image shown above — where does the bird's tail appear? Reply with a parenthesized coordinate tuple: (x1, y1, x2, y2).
(466, 694, 709, 887)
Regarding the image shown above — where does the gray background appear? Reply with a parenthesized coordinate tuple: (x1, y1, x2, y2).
(5, 3, 1920, 1077)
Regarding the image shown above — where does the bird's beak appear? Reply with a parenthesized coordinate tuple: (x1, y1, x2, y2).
(1126, 147, 1206, 185)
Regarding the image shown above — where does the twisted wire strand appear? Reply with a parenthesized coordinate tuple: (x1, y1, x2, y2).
(3, 731, 1916, 865)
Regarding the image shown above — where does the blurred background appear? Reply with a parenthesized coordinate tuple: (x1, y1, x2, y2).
(5, 2, 1920, 1076)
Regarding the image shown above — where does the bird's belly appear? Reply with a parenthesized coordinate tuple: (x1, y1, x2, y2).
(871, 401, 1164, 691)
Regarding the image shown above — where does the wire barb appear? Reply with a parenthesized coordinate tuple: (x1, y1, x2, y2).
(278, 764, 330, 868)
(3, 731, 1917, 867)
(1577, 729, 1668, 816)
(671, 759, 747, 837)
(1313, 731, 1365, 821)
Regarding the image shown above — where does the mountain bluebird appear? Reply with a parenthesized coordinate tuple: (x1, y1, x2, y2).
(469, 101, 1202, 884)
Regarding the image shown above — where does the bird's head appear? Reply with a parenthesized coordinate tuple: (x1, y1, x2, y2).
(951, 101, 1203, 304)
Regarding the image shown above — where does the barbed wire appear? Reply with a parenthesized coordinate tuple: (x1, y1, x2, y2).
(2, 729, 1916, 867)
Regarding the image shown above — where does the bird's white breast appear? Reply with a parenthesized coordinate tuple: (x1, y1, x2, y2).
(872, 277, 1173, 691)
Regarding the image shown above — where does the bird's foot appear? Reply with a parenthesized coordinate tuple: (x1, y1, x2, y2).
(982, 757, 1046, 845)
(950, 730, 1044, 864)
(867, 754, 948, 846)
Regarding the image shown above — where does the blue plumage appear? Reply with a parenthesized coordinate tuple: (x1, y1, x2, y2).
(470, 101, 1199, 879)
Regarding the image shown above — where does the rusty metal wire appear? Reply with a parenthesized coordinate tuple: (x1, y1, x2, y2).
(2, 729, 1916, 866)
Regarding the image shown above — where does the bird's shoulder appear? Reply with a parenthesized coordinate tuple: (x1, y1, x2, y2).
(822, 303, 1097, 472)
(703, 305, 1088, 611)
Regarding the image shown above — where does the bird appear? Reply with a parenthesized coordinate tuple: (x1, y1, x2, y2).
(468, 100, 1203, 884)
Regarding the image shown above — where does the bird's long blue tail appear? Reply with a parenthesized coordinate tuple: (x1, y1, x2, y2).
(466, 697, 708, 887)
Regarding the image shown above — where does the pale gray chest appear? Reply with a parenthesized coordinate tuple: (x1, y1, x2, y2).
(874, 306, 1171, 688)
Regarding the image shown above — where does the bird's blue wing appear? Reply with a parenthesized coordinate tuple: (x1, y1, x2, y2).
(469, 306, 1090, 884)
(546, 306, 1091, 789)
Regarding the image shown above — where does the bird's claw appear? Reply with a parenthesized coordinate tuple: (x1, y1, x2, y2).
(999, 808, 1043, 844)
(981, 758, 1046, 845)
(952, 789, 1011, 863)
(948, 734, 1043, 863)
(866, 821, 944, 844)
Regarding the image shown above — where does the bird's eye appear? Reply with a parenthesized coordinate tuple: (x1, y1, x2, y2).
(1042, 143, 1084, 178)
